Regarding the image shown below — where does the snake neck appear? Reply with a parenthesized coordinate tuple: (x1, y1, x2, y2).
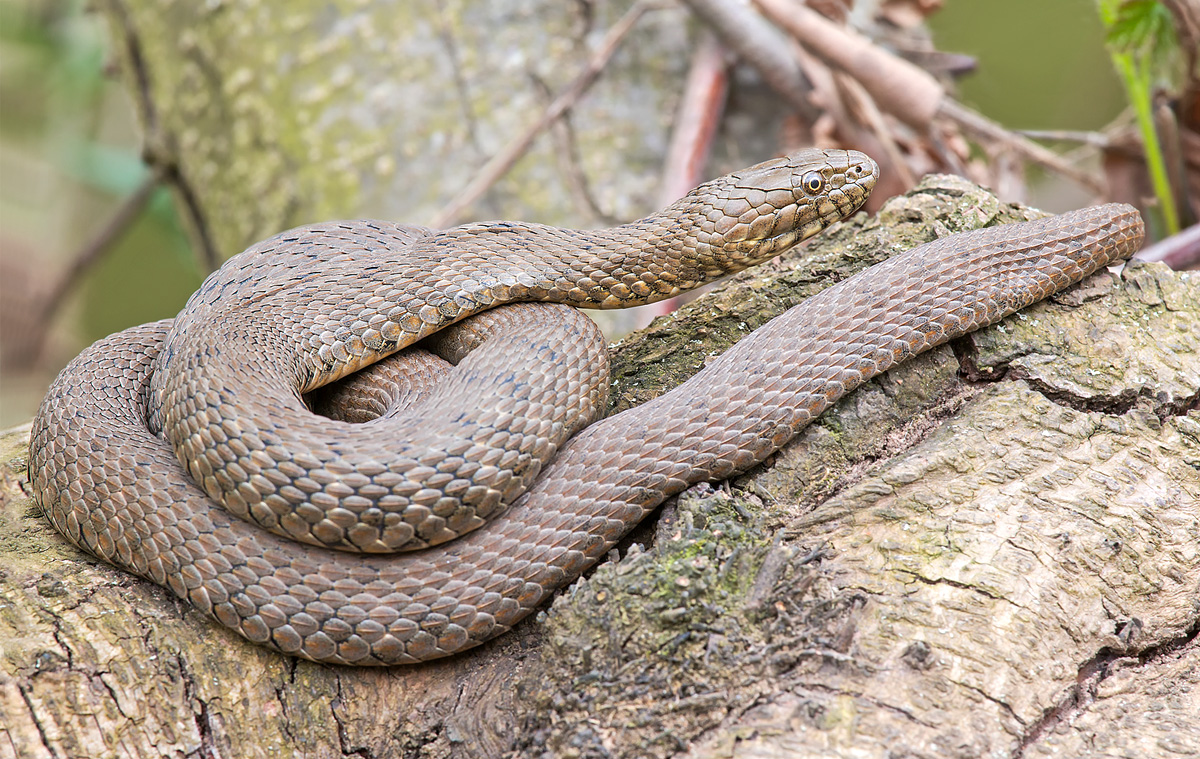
(149, 150, 879, 407)
(441, 186, 862, 311)
(555, 148, 880, 305)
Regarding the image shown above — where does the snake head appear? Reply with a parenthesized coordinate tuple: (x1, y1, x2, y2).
(690, 148, 878, 273)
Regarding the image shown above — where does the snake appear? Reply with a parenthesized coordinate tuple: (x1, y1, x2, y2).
(28, 148, 1145, 665)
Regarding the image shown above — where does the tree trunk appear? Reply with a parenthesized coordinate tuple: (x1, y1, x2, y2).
(91, 0, 771, 265)
(2, 176, 1198, 759)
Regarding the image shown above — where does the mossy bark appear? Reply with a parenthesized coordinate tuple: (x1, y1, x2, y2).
(94, 0, 708, 264)
(2, 177, 1197, 759)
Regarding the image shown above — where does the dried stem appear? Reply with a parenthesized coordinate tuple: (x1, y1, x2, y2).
(40, 170, 162, 327)
(750, 0, 1107, 195)
(679, 0, 815, 118)
(429, 0, 656, 228)
(938, 101, 1106, 195)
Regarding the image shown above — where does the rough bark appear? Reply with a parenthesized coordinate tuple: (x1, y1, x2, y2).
(1, 176, 1197, 759)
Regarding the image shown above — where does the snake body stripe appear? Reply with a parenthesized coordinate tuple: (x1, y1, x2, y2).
(29, 148, 1143, 664)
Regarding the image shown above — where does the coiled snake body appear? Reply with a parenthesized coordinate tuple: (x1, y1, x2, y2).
(30, 149, 1144, 664)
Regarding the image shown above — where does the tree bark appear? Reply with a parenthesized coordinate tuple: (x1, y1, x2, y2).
(1, 176, 1198, 759)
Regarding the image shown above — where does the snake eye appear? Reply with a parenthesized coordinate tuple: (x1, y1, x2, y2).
(802, 172, 824, 195)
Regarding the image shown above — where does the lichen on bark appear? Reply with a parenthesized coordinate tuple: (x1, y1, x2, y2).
(97, 0, 696, 265)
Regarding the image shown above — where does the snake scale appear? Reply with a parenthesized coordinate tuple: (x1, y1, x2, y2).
(29, 149, 1145, 665)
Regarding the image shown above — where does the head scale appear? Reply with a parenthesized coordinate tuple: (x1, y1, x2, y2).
(690, 148, 878, 274)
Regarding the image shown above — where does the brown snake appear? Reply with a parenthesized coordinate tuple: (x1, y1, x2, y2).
(29, 149, 1145, 665)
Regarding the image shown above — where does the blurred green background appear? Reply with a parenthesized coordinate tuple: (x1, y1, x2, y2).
(0, 0, 1125, 426)
(936, 0, 1122, 131)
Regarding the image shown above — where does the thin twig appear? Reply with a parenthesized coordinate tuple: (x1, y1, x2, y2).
(429, 0, 656, 228)
(40, 170, 162, 326)
(432, 0, 483, 152)
(937, 101, 1106, 195)
(537, 75, 620, 226)
(1016, 129, 1110, 147)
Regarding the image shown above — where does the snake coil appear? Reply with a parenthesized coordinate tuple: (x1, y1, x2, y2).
(30, 150, 1144, 664)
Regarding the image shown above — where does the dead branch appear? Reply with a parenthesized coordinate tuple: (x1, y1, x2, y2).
(428, 0, 657, 228)
(749, 0, 1107, 195)
(679, 0, 816, 119)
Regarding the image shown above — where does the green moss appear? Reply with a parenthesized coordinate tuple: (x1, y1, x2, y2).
(517, 485, 776, 756)
(544, 486, 772, 652)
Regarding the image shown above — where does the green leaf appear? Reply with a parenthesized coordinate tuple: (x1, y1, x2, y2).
(1103, 0, 1179, 74)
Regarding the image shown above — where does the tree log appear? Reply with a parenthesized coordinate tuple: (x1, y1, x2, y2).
(1, 176, 1197, 759)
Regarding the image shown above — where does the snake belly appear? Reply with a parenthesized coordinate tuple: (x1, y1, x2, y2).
(29, 147, 1143, 664)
